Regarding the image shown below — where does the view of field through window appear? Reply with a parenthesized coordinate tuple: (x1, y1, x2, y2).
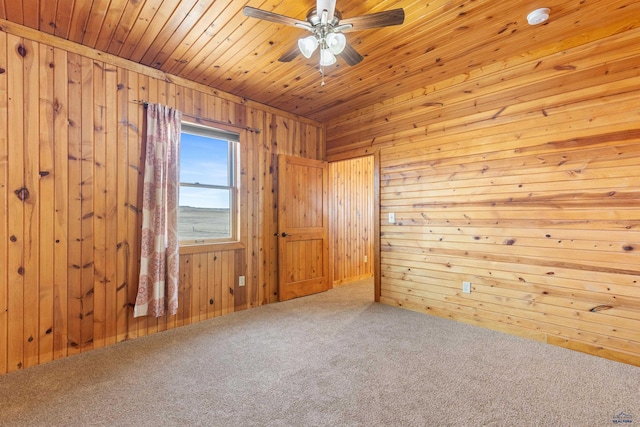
(178, 206, 230, 240)
(179, 125, 236, 241)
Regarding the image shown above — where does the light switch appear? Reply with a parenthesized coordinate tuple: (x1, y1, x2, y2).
(389, 212, 395, 224)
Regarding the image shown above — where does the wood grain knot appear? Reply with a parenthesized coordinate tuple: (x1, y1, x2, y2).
(53, 99, 62, 114)
(589, 305, 613, 312)
(15, 187, 30, 201)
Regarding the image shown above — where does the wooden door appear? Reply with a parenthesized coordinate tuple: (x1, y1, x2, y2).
(277, 155, 330, 301)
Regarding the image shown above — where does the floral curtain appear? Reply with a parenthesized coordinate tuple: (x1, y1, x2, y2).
(134, 104, 182, 318)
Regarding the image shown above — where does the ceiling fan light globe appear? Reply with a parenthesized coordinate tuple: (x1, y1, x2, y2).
(320, 49, 337, 66)
(298, 36, 319, 58)
(326, 32, 346, 55)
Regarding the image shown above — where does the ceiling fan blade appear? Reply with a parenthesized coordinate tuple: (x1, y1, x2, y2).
(339, 9, 405, 33)
(340, 42, 364, 66)
(243, 6, 311, 29)
(278, 44, 301, 62)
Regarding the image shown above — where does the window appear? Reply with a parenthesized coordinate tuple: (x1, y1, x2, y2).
(178, 122, 239, 244)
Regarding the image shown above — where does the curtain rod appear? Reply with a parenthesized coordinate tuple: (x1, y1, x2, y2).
(131, 101, 261, 134)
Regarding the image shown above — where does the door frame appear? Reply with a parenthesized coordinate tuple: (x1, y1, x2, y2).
(325, 149, 381, 301)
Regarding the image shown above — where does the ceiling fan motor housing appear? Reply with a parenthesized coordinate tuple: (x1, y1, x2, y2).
(306, 8, 342, 27)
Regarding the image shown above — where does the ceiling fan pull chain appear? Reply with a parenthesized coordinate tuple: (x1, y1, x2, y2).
(320, 65, 326, 86)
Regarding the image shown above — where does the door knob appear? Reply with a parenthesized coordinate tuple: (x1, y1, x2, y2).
(281, 232, 288, 237)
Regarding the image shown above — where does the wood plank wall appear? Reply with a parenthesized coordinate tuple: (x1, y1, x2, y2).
(329, 157, 374, 285)
(0, 26, 323, 375)
(326, 25, 640, 366)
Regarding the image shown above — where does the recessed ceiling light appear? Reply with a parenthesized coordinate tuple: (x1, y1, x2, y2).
(527, 8, 550, 25)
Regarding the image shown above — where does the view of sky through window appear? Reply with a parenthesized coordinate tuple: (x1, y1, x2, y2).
(179, 132, 230, 209)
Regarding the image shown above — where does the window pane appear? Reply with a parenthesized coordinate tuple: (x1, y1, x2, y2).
(180, 132, 229, 186)
(179, 187, 231, 240)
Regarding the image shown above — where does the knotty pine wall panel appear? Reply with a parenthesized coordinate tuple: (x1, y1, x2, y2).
(329, 157, 374, 285)
(326, 27, 640, 365)
(0, 30, 8, 373)
(0, 28, 323, 375)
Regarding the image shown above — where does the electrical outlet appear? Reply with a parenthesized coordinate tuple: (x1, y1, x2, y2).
(462, 281, 471, 294)
(389, 212, 395, 224)
(239, 276, 246, 287)
(364, 255, 368, 263)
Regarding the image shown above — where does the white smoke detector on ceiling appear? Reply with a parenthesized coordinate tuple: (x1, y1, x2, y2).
(527, 8, 550, 25)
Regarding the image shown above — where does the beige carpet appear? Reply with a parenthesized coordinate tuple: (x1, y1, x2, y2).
(0, 279, 638, 426)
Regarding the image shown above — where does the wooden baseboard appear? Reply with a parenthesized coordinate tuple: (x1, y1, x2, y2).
(380, 296, 640, 368)
(546, 335, 640, 367)
(332, 274, 374, 287)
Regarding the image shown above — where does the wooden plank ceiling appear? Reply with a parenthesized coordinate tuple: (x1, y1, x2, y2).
(1, 0, 638, 122)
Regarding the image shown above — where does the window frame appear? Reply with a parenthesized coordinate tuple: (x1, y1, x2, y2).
(178, 120, 240, 248)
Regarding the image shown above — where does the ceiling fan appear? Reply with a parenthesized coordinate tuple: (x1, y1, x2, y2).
(243, 0, 405, 84)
